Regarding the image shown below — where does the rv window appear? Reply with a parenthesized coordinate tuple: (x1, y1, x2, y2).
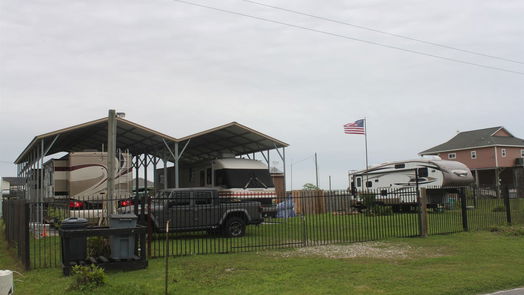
(194, 191, 212, 205)
(417, 168, 428, 178)
(366, 181, 372, 188)
(199, 171, 205, 186)
(356, 177, 362, 187)
(214, 169, 274, 189)
(395, 164, 405, 169)
(206, 168, 212, 185)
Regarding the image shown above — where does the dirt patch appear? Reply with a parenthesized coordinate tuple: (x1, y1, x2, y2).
(267, 241, 446, 260)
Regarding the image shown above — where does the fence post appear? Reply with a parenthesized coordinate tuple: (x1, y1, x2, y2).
(460, 188, 468, 232)
(23, 202, 30, 270)
(417, 188, 428, 237)
(147, 196, 152, 258)
(503, 186, 512, 225)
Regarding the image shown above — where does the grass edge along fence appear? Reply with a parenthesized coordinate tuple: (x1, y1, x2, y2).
(1, 185, 523, 269)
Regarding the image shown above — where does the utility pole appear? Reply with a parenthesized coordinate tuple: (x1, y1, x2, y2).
(329, 176, 332, 191)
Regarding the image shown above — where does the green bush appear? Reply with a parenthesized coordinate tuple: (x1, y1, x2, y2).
(87, 237, 111, 258)
(361, 193, 376, 209)
(69, 264, 106, 291)
(46, 206, 67, 228)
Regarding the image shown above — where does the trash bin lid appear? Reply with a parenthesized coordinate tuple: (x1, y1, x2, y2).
(61, 217, 88, 224)
(110, 214, 138, 220)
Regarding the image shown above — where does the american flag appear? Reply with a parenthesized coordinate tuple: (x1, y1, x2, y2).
(344, 119, 365, 135)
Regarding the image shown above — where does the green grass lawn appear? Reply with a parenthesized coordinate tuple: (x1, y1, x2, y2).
(4, 225, 524, 295)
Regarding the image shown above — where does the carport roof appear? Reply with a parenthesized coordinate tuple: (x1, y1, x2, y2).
(177, 122, 288, 164)
(15, 118, 288, 165)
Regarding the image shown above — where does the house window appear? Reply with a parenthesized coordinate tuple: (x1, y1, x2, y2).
(471, 151, 477, 159)
(448, 153, 456, 159)
(501, 148, 507, 158)
(521, 149, 524, 158)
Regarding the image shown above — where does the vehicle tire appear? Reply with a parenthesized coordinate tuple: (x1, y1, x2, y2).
(223, 216, 246, 238)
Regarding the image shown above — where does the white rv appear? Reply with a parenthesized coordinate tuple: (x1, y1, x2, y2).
(157, 158, 277, 215)
(349, 159, 474, 210)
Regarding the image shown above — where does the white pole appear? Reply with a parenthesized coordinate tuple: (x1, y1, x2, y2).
(364, 118, 369, 170)
(364, 118, 369, 186)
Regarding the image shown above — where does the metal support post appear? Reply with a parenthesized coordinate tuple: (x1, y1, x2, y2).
(175, 142, 179, 188)
(107, 109, 117, 218)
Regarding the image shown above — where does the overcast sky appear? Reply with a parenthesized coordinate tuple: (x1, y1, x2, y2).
(1, 0, 523, 189)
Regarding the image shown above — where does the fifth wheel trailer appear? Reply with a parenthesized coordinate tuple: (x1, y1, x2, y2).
(349, 158, 474, 211)
(43, 151, 133, 221)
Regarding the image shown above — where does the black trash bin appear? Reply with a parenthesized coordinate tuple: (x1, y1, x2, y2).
(109, 214, 138, 260)
(60, 217, 88, 263)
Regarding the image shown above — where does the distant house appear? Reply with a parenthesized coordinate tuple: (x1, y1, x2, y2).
(419, 127, 524, 188)
(1, 177, 25, 197)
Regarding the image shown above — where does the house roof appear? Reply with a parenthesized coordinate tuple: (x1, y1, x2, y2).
(419, 126, 524, 155)
(1, 177, 25, 186)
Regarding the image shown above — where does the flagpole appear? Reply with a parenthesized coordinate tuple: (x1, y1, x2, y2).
(364, 117, 369, 170)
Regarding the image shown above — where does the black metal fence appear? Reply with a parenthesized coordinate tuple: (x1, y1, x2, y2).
(1, 185, 523, 269)
(2, 199, 30, 269)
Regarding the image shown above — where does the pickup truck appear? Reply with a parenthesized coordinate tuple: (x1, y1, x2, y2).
(130, 188, 264, 237)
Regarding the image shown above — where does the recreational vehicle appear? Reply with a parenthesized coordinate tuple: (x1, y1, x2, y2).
(156, 158, 277, 216)
(44, 152, 133, 221)
(349, 159, 474, 210)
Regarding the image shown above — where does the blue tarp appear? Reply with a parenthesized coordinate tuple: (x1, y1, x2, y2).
(276, 196, 296, 218)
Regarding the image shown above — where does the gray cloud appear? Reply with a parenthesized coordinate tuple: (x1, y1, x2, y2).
(1, 0, 523, 189)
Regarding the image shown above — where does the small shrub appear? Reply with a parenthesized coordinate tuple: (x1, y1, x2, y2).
(69, 264, 106, 291)
(88, 236, 111, 258)
(46, 206, 67, 228)
(492, 206, 506, 212)
(361, 193, 376, 209)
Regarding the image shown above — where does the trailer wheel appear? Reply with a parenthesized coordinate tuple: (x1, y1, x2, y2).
(223, 216, 246, 238)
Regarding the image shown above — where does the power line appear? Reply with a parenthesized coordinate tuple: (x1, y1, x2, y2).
(172, 0, 524, 76)
(242, 0, 524, 65)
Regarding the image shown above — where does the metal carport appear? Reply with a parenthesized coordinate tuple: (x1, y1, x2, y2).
(13, 110, 288, 222)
